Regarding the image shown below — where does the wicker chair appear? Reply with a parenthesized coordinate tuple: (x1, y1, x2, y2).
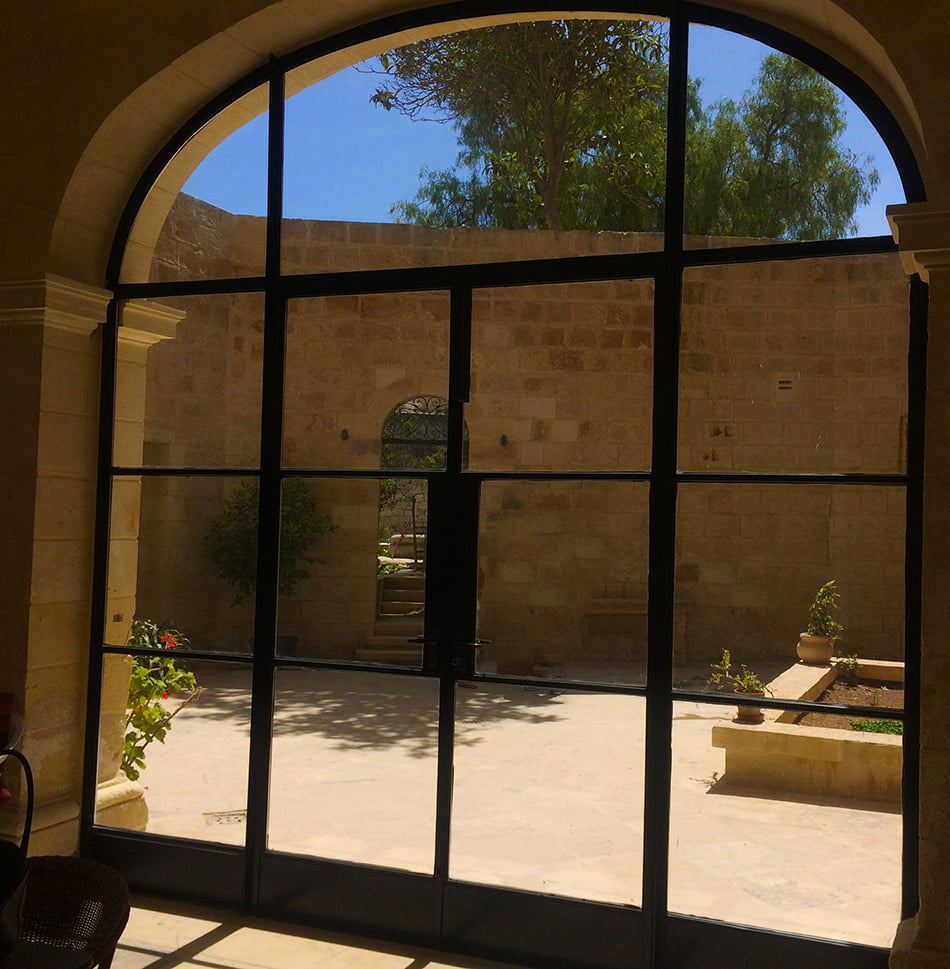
(0, 839, 27, 958)
(0, 747, 31, 962)
(10, 856, 130, 969)
(0, 749, 130, 969)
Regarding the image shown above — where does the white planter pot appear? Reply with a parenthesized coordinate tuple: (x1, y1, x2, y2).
(797, 632, 833, 665)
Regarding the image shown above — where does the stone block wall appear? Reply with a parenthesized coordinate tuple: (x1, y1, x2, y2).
(122, 194, 909, 672)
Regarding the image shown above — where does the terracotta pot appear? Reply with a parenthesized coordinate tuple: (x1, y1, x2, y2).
(797, 632, 834, 665)
(735, 691, 765, 724)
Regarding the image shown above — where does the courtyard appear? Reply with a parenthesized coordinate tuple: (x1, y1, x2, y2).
(125, 664, 902, 950)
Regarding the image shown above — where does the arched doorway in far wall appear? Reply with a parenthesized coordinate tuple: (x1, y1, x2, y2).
(373, 395, 457, 652)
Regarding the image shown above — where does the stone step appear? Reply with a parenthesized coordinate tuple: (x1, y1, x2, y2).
(380, 588, 426, 603)
(356, 639, 423, 665)
(373, 614, 424, 635)
(361, 634, 423, 648)
(378, 601, 425, 617)
(378, 572, 425, 589)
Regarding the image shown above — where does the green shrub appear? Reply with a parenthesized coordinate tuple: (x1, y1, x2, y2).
(123, 620, 202, 781)
(807, 579, 843, 638)
(707, 649, 769, 695)
(850, 718, 902, 735)
(203, 478, 335, 603)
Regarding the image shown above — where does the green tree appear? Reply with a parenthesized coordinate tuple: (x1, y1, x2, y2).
(369, 23, 878, 240)
(203, 479, 335, 603)
(368, 19, 669, 231)
(685, 54, 879, 239)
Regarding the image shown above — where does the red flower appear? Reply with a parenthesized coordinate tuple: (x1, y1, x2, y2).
(160, 633, 176, 648)
(161, 691, 169, 699)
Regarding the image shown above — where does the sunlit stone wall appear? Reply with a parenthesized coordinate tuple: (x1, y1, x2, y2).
(131, 194, 909, 672)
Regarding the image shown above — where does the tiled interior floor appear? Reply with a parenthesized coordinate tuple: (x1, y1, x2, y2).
(114, 897, 523, 969)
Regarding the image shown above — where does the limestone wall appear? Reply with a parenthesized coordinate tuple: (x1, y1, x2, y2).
(124, 194, 909, 672)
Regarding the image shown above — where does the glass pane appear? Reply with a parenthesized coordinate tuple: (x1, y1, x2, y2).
(468, 281, 654, 472)
(678, 255, 908, 474)
(451, 683, 643, 905)
(120, 86, 269, 283)
(685, 27, 902, 246)
(115, 295, 264, 468)
(479, 480, 649, 685)
(276, 477, 424, 665)
(281, 18, 667, 274)
(268, 668, 438, 873)
(96, 658, 251, 847)
(283, 293, 450, 469)
(669, 699, 902, 945)
(108, 475, 258, 653)
(673, 483, 905, 705)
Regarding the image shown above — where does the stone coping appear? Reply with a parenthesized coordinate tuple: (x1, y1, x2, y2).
(712, 658, 904, 805)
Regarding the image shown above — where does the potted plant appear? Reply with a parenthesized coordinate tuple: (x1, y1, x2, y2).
(203, 478, 335, 652)
(797, 579, 843, 665)
(707, 648, 771, 724)
(835, 650, 861, 685)
(123, 620, 202, 781)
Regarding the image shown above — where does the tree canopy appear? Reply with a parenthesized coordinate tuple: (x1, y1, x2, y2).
(367, 21, 879, 240)
(685, 53, 879, 239)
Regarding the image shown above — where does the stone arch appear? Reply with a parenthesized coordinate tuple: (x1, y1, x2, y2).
(57, 0, 936, 952)
(377, 394, 450, 569)
(43, 0, 929, 289)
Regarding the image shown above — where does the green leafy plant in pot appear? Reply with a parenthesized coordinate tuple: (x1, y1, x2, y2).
(797, 579, 843, 665)
(123, 619, 202, 781)
(203, 479, 335, 652)
(707, 648, 771, 724)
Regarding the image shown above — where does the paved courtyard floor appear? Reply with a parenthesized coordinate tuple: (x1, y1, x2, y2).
(125, 665, 902, 951)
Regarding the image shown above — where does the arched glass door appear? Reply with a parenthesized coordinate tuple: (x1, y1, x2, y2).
(87, 7, 924, 969)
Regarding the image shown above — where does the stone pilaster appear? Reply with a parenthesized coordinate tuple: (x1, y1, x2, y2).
(887, 202, 950, 968)
(0, 278, 182, 849)
(0, 275, 108, 853)
(93, 299, 182, 833)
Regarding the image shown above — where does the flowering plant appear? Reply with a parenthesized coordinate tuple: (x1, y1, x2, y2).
(122, 619, 202, 781)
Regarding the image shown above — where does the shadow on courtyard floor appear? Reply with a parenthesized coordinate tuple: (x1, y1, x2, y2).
(177, 663, 567, 758)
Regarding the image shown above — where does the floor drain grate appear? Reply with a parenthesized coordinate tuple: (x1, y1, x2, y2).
(203, 809, 247, 826)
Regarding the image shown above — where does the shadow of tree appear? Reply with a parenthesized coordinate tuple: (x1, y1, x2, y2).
(180, 664, 566, 759)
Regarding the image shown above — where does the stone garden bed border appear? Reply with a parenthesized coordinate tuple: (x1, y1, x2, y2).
(711, 659, 904, 805)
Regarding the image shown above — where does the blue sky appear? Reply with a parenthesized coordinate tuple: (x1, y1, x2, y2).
(184, 23, 901, 237)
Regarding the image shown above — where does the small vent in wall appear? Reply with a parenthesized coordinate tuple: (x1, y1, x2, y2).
(774, 372, 800, 401)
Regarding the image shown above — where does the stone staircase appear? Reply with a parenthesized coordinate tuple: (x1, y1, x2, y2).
(356, 571, 426, 664)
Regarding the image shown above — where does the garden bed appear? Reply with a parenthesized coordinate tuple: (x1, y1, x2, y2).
(798, 677, 904, 730)
(711, 659, 904, 805)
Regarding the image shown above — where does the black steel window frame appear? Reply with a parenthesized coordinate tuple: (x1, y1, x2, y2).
(83, 4, 927, 969)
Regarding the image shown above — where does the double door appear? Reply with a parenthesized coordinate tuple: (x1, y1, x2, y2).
(92, 278, 899, 969)
(260, 470, 650, 969)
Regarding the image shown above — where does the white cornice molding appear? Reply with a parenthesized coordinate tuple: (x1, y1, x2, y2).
(0, 275, 185, 346)
(0, 275, 110, 334)
(119, 300, 185, 348)
(888, 202, 950, 282)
